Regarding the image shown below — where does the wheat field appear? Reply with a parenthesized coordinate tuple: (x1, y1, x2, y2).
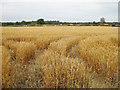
(1, 26, 119, 88)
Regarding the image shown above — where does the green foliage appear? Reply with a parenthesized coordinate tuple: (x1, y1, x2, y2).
(21, 21, 27, 25)
(37, 19, 44, 25)
(1, 18, 119, 27)
(45, 21, 60, 25)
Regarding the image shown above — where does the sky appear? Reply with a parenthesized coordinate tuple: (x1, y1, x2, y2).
(0, 0, 119, 22)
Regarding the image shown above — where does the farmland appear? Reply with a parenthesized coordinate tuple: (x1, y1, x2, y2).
(1, 26, 119, 88)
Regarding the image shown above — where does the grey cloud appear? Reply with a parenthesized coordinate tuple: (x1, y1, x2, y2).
(1, 1, 118, 22)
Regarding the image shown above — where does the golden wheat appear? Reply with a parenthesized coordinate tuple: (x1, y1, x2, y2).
(49, 36, 85, 56)
(79, 35, 118, 82)
(2, 46, 13, 88)
(34, 49, 91, 88)
(1, 26, 118, 88)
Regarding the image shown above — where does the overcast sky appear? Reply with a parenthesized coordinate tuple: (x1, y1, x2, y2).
(0, 0, 119, 22)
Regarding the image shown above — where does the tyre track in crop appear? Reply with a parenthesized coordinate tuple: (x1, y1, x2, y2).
(66, 36, 86, 57)
(28, 37, 74, 87)
(34, 36, 65, 58)
(47, 36, 86, 57)
(30, 36, 67, 66)
(12, 36, 66, 88)
(66, 35, 114, 88)
(67, 34, 108, 58)
(34, 36, 79, 64)
(27, 37, 67, 87)
(9, 36, 64, 87)
(67, 51, 111, 87)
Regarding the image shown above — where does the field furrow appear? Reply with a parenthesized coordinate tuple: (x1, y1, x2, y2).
(48, 36, 85, 56)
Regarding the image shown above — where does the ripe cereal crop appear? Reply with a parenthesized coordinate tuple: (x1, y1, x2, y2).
(1, 26, 118, 88)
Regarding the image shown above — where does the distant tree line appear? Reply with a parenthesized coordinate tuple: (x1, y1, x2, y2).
(1, 18, 120, 27)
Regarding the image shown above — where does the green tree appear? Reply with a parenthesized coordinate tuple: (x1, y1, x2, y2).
(93, 21, 98, 26)
(37, 19, 44, 25)
(15, 22, 20, 26)
(21, 20, 26, 25)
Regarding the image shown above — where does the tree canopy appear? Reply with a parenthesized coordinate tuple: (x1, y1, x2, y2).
(37, 19, 44, 25)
